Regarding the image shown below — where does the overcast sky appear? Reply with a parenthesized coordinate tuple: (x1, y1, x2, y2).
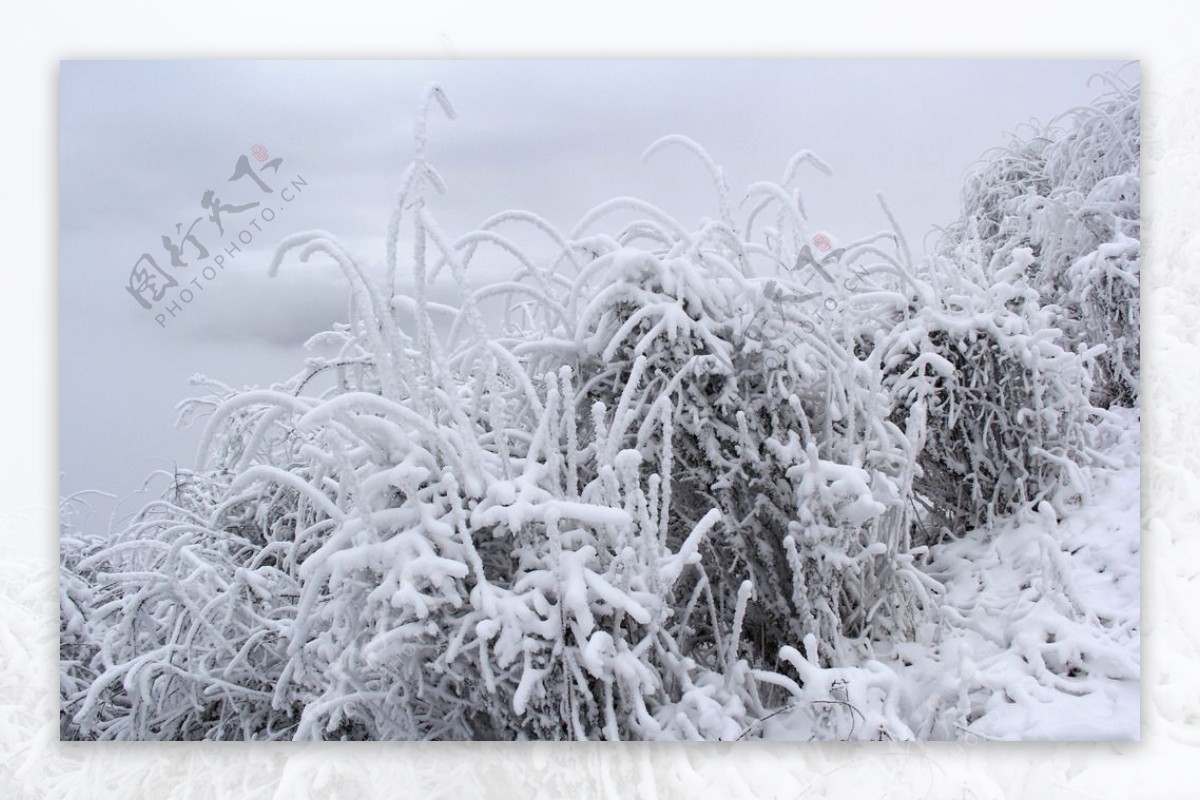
(59, 59, 1131, 535)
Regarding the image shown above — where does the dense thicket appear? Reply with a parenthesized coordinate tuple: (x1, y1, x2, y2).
(60, 79, 1138, 741)
(937, 76, 1140, 408)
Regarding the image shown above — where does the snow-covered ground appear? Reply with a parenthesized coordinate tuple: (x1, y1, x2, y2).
(762, 407, 1140, 741)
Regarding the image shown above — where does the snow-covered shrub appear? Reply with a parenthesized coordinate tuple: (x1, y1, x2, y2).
(61, 89, 783, 740)
(879, 243, 1098, 539)
(1066, 231, 1139, 408)
(61, 78, 1122, 741)
(521, 140, 934, 666)
(58, 495, 108, 738)
(749, 635, 917, 741)
(60, 87, 934, 740)
(59, 469, 301, 739)
(940, 72, 1140, 407)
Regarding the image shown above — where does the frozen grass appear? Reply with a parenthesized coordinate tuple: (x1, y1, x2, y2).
(58, 78, 1139, 742)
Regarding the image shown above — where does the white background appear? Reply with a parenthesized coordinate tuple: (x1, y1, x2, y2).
(3, 1, 1198, 797)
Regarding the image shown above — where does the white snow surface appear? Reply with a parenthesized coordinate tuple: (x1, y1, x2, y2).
(760, 407, 1140, 741)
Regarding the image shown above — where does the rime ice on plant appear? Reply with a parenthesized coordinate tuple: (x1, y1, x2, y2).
(60, 78, 1136, 742)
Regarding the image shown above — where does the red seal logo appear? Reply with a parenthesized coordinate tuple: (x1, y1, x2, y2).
(251, 144, 269, 162)
(812, 233, 832, 252)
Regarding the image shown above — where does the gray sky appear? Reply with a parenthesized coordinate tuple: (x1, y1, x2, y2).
(60, 59, 1131, 535)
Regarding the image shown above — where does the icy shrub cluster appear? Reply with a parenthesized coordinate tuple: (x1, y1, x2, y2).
(938, 76, 1140, 408)
(882, 74, 1140, 536)
(60, 81, 1135, 740)
(881, 246, 1098, 538)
